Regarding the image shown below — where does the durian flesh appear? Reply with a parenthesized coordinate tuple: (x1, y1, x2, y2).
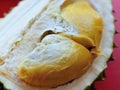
(0, 0, 114, 90)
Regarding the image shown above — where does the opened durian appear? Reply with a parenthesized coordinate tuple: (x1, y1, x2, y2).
(0, 0, 114, 90)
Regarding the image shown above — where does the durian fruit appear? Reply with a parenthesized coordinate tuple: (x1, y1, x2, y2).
(0, 0, 114, 90)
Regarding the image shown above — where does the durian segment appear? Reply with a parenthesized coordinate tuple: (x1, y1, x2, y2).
(16, 1, 103, 87)
(61, 0, 103, 49)
(18, 34, 94, 88)
(0, 0, 114, 90)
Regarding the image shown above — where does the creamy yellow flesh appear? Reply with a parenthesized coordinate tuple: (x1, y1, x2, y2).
(18, 0, 103, 88)
(61, 0, 103, 49)
(18, 35, 94, 87)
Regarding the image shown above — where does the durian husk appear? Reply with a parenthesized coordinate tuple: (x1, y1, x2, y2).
(0, 0, 114, 90)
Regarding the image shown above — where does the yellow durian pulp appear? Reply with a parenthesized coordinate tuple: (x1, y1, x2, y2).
(61, 0, 103, 49)
(18, 0, 103, 88)
(18, 34, 94, 87)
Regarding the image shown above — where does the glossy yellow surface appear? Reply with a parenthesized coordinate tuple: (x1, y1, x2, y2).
(61, 0, 103, 49)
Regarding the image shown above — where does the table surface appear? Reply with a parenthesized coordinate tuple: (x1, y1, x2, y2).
(0, 0, 120, 90)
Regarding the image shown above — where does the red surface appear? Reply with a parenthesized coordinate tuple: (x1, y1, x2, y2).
(0, 0, 120, 90)
(0, 0, 20, 17)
